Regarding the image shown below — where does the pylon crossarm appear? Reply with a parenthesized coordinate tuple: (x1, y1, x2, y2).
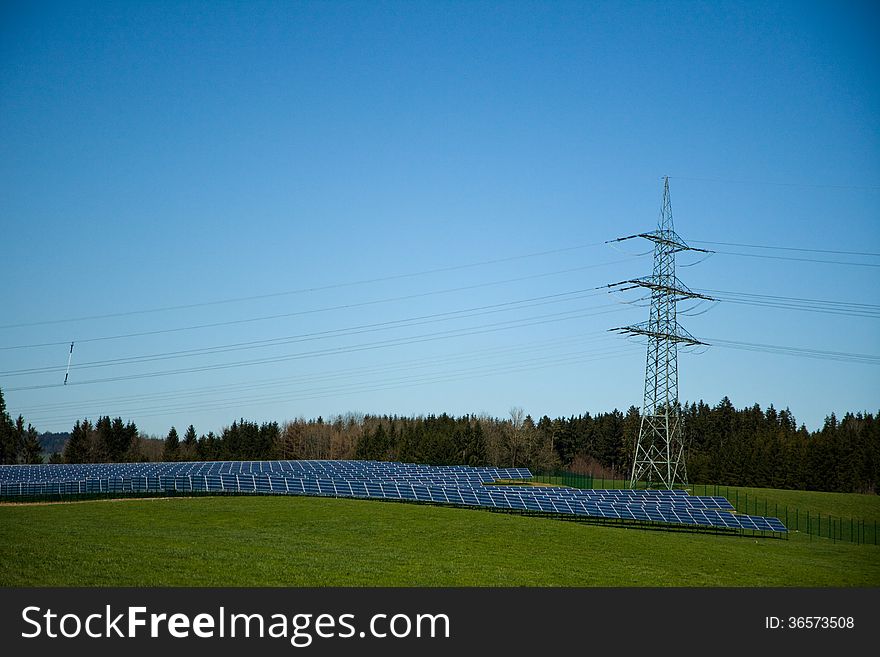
(612, 277, 715, 301)
(609, 326, 708, 347)
(639, 233, 713, 255)
(636, 231, 692, 251)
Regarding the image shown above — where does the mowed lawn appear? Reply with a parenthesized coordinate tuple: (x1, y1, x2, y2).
(1, 495, 878, 587)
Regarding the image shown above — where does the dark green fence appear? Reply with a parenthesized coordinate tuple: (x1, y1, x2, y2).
(529, 471, 878, 545)
(529, 470, 598, 489)
(687, 482, 878, 546)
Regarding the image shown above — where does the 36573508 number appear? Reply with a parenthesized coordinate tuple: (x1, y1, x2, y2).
(787, 617, 854, 629)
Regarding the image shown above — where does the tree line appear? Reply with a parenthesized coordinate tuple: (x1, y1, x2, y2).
(1, 388, 876, 494)
(0, 389, 42, 464)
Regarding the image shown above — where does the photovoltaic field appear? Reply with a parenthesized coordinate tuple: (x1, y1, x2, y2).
(0, 459, 787, 534)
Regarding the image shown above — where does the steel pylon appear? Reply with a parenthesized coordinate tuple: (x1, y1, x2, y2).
(608, 178, 712, 489)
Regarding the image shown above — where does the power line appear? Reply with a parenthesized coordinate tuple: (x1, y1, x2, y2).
(715, 299, 879, 319)
(21, 341, 626, 422)
(0, 240, 610, 330)
(706, 338, 880, 365)
(699, 288, 880, 309)
(4, 304, 631, 391)
(698, 288, 880, 319)
(710, 250, 880, 268)
(25, 346, 639, 426)
(19, 332, 617, 414)
(0, 257, 637, 351)
(668, 175, 880, 191)
(691, 240, 880, 258)
(4, 236, 875, 348)
(7, 222, 878, 431)
(0, 287, 614, 376)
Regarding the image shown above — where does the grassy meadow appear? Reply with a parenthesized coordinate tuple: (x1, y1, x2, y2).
(1, 494, 878, 587)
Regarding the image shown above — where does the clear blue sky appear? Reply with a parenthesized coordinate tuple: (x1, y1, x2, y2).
(1, 0, 878, 437)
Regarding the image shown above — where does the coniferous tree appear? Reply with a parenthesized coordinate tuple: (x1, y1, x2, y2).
(373, 424, 390, 460)
(397, 423, 418, 463)
(0, 389, 17, 465)
(621, 406, 640, 477)
(13, 415, 25, 462)
(358, 425, 390, 461)
(202, 431, 218, 460)
(20, 423, 43, 464)
(108, 417, 133, 462)
(222, 421, 241, 459)
(92, 416, 112, 462)
(64, 419, 93, 464)
(259, 421, 279, 459)
(163, 426, 180, 462)
(122, 421, 142, 461)
(354, 427, 373, 460)
(183, 425, 197, 460)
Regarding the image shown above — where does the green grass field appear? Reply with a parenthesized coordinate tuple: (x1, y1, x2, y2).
(1, 495, 878, 587)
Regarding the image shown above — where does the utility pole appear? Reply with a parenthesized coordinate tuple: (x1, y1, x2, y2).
(608, 177, 712, 489)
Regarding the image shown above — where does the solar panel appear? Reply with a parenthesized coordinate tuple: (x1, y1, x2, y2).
(0, 460, 786, 533)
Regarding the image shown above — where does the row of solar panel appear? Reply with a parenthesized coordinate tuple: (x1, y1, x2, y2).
(0, 475, 716, 506)
(0, 459, 513, 468)
(0, 471, 503, 488)
(19, 470, 499, 482)
(0, 473, 537, 498)
(499, 485, 688, 496)
(0, 465, 725, 509)
(0, 460, 532, 483)
(0, 462, 730, 511)
(493, 486, 734, 510)
(0, 474, 786, 533)
(0, 460, 530, 473)
(0, 475, 523, 497)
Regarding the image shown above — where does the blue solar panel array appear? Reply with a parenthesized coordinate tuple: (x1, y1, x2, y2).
(0, 460, 786, 533)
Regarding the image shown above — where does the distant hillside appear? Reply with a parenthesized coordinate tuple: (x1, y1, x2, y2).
(36, 432, 166, 462)
(39, 432, 69, 458)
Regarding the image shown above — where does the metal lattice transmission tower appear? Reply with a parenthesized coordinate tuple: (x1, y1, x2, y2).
(608, 177, 713, 489)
